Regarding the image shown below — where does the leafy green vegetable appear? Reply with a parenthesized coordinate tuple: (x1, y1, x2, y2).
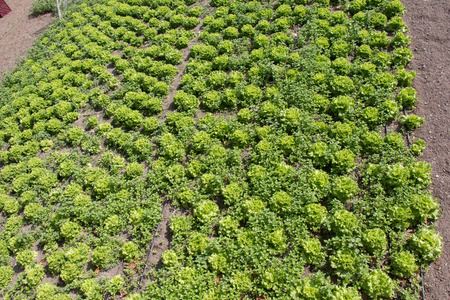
(362, 269, 396, 299)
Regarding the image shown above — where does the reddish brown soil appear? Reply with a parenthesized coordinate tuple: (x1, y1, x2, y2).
(0, 0, 53, 80)
(403, 0, 450, 298)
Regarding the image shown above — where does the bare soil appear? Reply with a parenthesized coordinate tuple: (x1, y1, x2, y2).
(0, 0, 53, 80)
(162, 0, 211, 116)
(402, 0, 450, 298)
(138, 201, 181, 290)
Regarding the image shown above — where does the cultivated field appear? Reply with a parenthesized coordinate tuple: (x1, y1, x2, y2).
(0, 0, 448, 299)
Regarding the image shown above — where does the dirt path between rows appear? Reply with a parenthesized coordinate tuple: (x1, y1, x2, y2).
(402, 0, 450, 299)
(0, 0, 53, 81)
(162, 0, 211, 115)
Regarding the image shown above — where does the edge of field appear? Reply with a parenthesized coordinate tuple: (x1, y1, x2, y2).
(403, 0, 450, 298)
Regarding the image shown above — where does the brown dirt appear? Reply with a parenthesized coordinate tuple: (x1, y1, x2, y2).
(0, 0, 53, 80)
(162, 0, 211, 115)
(402, 0, 450, 299)
(138, 201, 181, 290)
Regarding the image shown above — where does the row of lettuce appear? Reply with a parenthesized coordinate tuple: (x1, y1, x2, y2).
(0, 0, 441, 299)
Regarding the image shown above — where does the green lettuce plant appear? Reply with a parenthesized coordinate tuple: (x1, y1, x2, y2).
(173, 91, 199, 113)
(188, 233, 210, 255)
(107, 275, 125, 295)
(194, 200, 219, 223)
(331, 176, 359, 201)
(409, 161, 432, 189)
(399, 114, 424, 130)
(222, 182, 243, 206)
(81, 278, 103, 300)
(409, 226, 442, 262)
(362, 269, 396, 299)
(0, 265, 13, 289)
(384, 163, 409, 187)
(47, 250, 66, 275)
(60, 221, 82, 240)
(410, 194, 439, 223)
(121, 242, 140, 262)
(16, 250, 38, 268)
(391, 251, 418, 278)
(22, 265, 45, 287)
(330, 96, 354, 119)
(331, 210, 359, 235)
(362, 228, 387, 256)
(331, 149, 356, 175)
(269, 191, 292, 213)
(92, 246, 115, 269)
(36, 283, 56, 300)
(303, 204, 328, 231)
(302, 238, 325, 266)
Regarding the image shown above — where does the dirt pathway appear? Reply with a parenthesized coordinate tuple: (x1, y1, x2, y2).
(0, 0, 53, 80)
(402, 0, 450, 298)
(162, 0, 211, 115)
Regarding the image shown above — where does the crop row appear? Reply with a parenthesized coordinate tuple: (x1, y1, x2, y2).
(0, 0, 206, 298)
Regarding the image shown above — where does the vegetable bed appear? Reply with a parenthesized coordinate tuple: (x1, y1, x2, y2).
(0, 0, 441, 299)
